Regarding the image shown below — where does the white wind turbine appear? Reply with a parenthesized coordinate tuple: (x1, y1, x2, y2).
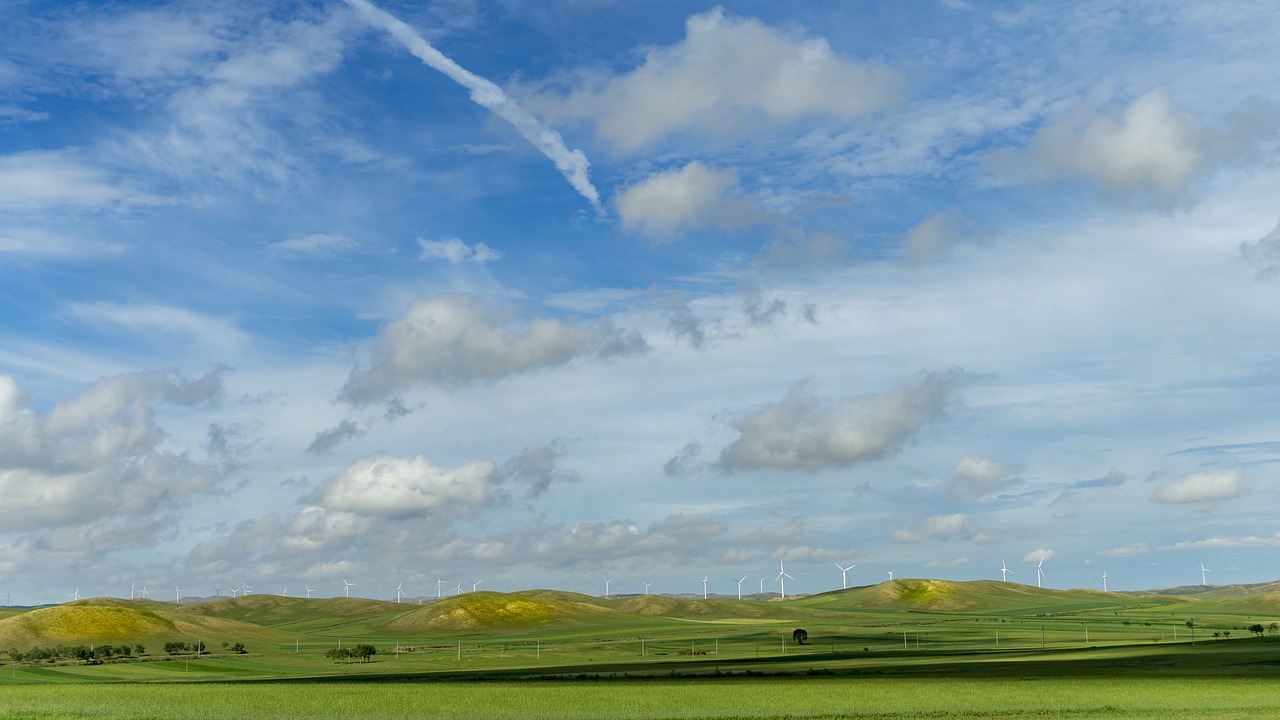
(281, 586, 288, 597)
(759, 577, 767, 595)
(887, 570, 894, 581)
(836, 563, 855, 590)
(471, 580, 483, 592)
(701, 575, 708, 600)
(174, 585, 181, 603)
(453, 581, 462, 595)
(130, 582, 137, 600)
(1000, 558, 1013, 582)
(213, 585, 223, 598)
(776, 560, 794, 599)
(139, 584, 149, 599)
(734, 576, 747, 600)
(342, 578, 354, 598)
(1034, 557, 1047, 588)
(643, 581, 652, 595)
(1102, 571, 1108, 593)
(70, 587, 81, 601)
(304, 585, 315, 598)
(229, 584, 240, 598)
(437, 577, 445, 598)
(604, 579, 612, 599)
(241, 580, 253, 596)
(1200, 562, 1211, 586)
(394, 582, 404, 603)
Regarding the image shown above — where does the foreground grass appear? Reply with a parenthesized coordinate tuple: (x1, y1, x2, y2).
(5, 675, 1280, 720)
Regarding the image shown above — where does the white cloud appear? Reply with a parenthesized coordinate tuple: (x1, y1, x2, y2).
(1098, 542, 1150, 558)
(417, 237, 503, 264)
(1157, 533, 1280, 551)
(1025, 87, 1206, 199)
(892, 514, 976, 544)
(538, 8, 900, 152)
(319, 453, 496, 519)
(0, 150, 151, 210)
(0, 369, 223, 532)
(902, 212, 959, 265)
(340, 293, 647, 402)
(615, 162, 763, 239)
(1152, 469, 1245, 504)
(66, 302, 247, 357)
(1023, 549, 1055, 565)
(267, 233, 358, 258)
(719, 371, 964, 472)
(946, 454, 1006, 500)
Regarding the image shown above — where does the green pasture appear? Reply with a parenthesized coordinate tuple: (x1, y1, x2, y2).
(3, 580, 1280, 718)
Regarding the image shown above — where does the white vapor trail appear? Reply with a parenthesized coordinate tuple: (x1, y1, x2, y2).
(344, 0, 603, 213)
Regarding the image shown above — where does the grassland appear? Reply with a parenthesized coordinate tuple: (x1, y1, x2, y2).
(4, 579, 1280, 718)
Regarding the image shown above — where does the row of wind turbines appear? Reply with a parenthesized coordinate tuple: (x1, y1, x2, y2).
(68, 559, 1222, 606)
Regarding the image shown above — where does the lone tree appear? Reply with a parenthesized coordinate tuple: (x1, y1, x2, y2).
(792, 628, 808, 645)
(1249, 624, 1266, 637)
(353, 643, 377, 662)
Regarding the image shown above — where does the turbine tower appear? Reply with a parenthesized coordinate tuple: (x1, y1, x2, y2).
(887, 570, 894, 581)
(701, 575, 708, 600)
(604, 579, 612, 599)
(1000, 558, 1014, 582)
(130, 582, 137, 600)
(241, 580, 252, 596)
(394, 582, 404, 603)
(836, 563, 855, 590)
(342, 578, 354, 598)
(471, 580, 483, 592)
(139, 584, 149, 599)
(437, 576, 445, 599)
(776, 560, 794, 599)
(70, 587, 81, 602)
(304, 585, 314, 598)
(1102, 571, 1108, 593)
(759, 577, 767, 595)
(1035, 557, 1046, 588)
(213, 585, 223, 598)
(174, 585, 181, 603)
(734, 576, 747, 600)
(1200, 562, 1211, 586)
(643, 581, 652, 595)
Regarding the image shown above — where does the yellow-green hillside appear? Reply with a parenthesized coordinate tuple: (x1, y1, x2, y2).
(378, 591, 615, 633)
(0, 598, 285, 648)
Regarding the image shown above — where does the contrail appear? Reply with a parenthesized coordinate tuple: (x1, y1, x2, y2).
(344, 0, 603, 213)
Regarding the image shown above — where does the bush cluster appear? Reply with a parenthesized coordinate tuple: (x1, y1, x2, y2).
(7, 644, 144, 663)
(325, 644, 376, 662)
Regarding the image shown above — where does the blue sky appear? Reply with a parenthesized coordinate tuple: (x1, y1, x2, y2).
(3, 0, 1280, 604)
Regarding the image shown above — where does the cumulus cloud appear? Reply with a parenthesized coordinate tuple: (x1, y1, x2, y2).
(1024, 87, 1206, 200)
(946, 454, 1006, 500)
(317, 453, 496, 519)
(340, 293, 648, 402)
(615, 162, 763, 239)
(718, 371, 965, 473)
(892, 513, 977, 544)
(537, 7, 900, 152)
(1152, 469, 1245, 503)
(1023, 548, 1055, 565)
(417, 237, 502, 264)
(0, 368, 224, 532)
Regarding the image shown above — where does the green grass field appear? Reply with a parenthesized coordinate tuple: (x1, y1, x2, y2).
(4, 579, 1280, 718)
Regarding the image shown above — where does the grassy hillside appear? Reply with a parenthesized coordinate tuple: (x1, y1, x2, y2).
(0, 598, 285, 648)
(378, 591, 617, 633)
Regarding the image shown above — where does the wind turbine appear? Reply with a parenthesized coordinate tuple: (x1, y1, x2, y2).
(394, 582, 404, 603)
(70, 587, 81, 601)
(643, 581, 652, 595)
(453, 581, 463, 595)
(1000, 558, 1013, 582)
(213, 585, 223, 598)
(342, 578, 354, 598)
(604, 579, 611, 599)
(1200, 562, 1211, 586)
(229, 584, 240, 598)
(887, 570, 894, 581)
(139, 584, 149, 599)
(734, 576, 747, 600)
(1035, 557, 1046, 588)
(130, 582, 137, 600)
(759, 577, 767, 595)
(1102, 571, 1108, 593)
(174, 585, 181, 603)
(241, 580, 252, 596)
(471, 580, 483, 592)
(436, 577, 445, 599)
(281, 586, 288, 597)
(304, 585, 314, 598)
(836, 563, 855, 590)
(776, 560, 794, 599)
(702, 575, 708, 600)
